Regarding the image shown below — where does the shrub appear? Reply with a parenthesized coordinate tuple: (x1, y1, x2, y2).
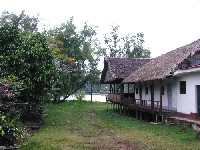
(0, 114, 28, 147)
(75, 92, 85, 102)
(0, 78, 28, 147)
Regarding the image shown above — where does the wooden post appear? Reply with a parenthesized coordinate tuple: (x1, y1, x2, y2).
(151, 80, 154, 112)
(139, 82, 142, 102)
(120, 84, 124, 100)
(120, 83, 124, 114)
(91, 83, 93, 102)
(133, 83, 135, 100)
(128, 83, 130, 98)
(120, 84, 124, 101)
(114, 84, 116, 93)
(140, 112, 142, 120)
(110, 84, 112, 93)
(136, 110, 138, 119)
(160, 79, 162, 113)
(144, 81, 147, 106)
(156, 114, 158, 123)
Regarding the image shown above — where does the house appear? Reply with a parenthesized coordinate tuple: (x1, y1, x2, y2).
(123, 39, 200, 121)
(100, 57, 150, 111)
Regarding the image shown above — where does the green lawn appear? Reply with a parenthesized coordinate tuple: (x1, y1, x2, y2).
(20, 101, 200, 150)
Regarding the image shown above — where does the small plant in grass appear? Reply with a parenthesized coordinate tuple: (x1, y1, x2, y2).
(75, 92, 85, 103)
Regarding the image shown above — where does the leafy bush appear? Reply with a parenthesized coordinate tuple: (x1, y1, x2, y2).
(0, 114, 28, 147)
(75, 92, 85, 102)
(0, 25, 58, 122)
(0, 78, 28, 147)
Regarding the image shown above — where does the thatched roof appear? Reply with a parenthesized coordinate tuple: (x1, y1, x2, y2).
(123, 39, 200, 83)
(100, 57, 150, 83)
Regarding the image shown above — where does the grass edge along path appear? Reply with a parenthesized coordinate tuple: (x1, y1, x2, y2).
(20, 101, 200, 150)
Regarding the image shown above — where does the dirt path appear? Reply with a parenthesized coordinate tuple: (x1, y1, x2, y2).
(81, 111, 142, 150)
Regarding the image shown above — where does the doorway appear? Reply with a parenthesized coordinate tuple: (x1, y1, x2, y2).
(167, 84, 172, 110)
(196, 85, 200, 117)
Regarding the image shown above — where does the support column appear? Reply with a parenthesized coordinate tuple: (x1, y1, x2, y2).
(136, 110, 138, 119)
(151, 80, 154, 112)
(156, 114, 158, 123)
(120, 84, 124, 102)
(140, 112, 142, 120)
(128, 83, 130, 98)
(139, 82, 142, 102)
(120, 84, 124, 114)
(133, 83, 135, 100)
(91, 83, 93, 102)
(160, 79, 163, 113)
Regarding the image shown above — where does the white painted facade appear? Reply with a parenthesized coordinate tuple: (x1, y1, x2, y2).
(175, 71, 200, 114)
(134, 68, 200, 115)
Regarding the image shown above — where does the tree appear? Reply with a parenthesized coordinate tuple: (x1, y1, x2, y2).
(104, 25, 151, 58)
(0, 25, 58, 121)
(104, 25, 122, 57)
(47, 17, 102, 100)
(0, 10, 39, 35)
(123, 33, 151, 58)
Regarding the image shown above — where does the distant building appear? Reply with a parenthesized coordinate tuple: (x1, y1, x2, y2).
(101, 39, 200, 123)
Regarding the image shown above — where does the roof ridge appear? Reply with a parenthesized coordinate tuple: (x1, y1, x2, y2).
(123, 39, 200, 83)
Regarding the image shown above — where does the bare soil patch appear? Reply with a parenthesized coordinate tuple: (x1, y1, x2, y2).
(81, 111, 142, 150)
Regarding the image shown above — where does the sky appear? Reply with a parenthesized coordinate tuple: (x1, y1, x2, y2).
(1, 0, 200, 58)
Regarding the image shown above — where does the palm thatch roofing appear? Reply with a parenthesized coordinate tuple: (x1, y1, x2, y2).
(123, 39, 200, 83)
(100, 57, 150, 84)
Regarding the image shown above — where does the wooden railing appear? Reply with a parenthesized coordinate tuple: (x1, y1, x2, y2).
(107, 94, 175, 113)
(106, 93, 121, 103)
(122, 98, 161, 112)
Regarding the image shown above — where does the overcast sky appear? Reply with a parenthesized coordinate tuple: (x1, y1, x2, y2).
(1, 0, 200, 58)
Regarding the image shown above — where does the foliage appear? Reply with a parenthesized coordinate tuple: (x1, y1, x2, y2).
(104, 25, 122, 57)
(0, 114, 28, 147)
(47, 17, 102, 100)
(0, 78, 28, 147)
(0, 10, 39, 35)
(0, 79, 15, 99)
(18, 32, 58, 121)
(104, 25, 151, 58)
(75, 91, 85, 102)
(0, 24, 58, 121)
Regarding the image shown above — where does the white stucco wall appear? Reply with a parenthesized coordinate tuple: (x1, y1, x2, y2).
(133, 69, 200, 115)
(134, 78, 177, 111)
(176, 72, 200, 114)
(135, 82, 151, 101)
(134, 80, 166, 107)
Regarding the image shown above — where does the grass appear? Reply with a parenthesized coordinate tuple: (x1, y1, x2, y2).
(20, 101, 200, 150)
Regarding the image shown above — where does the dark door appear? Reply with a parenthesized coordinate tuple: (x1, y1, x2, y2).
(139, 85, 142, 100)
(197, 85, 200, 117)
(167, 84, 172, 110)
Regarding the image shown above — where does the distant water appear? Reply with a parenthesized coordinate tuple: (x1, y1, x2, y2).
(65, 94, 107, 102)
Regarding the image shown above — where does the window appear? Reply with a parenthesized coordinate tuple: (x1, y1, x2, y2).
(146, 87, 148, 94)
(136, 88, 138, 94)
(162, 86, 164, 95)
(180, 81, 186, 94)
(124, 84, 128, 93)
(129, 84, 135, 93)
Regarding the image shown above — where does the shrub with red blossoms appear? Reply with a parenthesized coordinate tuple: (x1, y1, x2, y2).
(0, 80, 15, 100)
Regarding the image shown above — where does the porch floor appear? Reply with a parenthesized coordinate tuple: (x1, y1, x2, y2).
(169, 116, 200, 125)
(129, 104, 175, 114)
